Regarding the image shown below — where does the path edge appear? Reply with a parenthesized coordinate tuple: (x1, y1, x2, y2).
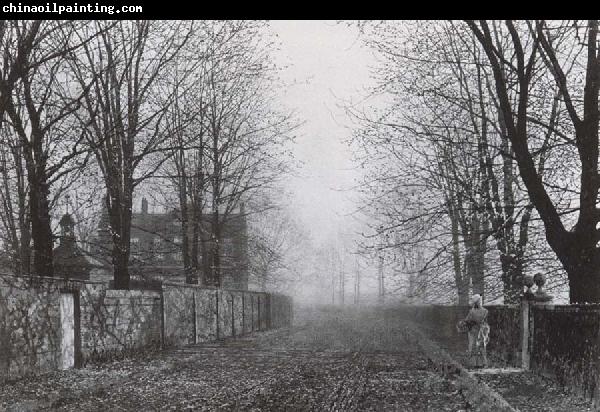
(403, 321, 517, 412)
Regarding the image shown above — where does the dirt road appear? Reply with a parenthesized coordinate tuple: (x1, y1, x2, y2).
(1, 307, 470, 411)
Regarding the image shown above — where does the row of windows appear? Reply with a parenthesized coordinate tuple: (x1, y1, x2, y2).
(130, 237, 180, 244)
(131, 250, 239, 264)
(130, 236, 235, 256)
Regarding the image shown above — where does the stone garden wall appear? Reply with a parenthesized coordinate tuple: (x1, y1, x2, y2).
(0, 276, 62, 380)
(395, 302, 600, 405)
(161, 284, 292, 347)
(0, 275, 293, 382)
(485, 305, 521, 365)
(270, 293, 294, 329)
(391, 304, 523, 367)
(79, 285, 162, 364)
(531, 305, 600, 402)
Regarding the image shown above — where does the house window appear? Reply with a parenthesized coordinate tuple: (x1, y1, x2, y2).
(173, 251, 183, 263)
(171, 237, 183, 263)
(130, 237, 140, 254)
(153, 237, 164, 261)
(222, 239, 234, 257)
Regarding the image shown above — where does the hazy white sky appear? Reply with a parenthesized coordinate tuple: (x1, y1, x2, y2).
(269, 20, 377, 246)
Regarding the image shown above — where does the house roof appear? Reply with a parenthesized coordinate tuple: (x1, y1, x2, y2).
(130, 209, 247, 239)
(54, 242, 104, 269)
(59, 213, 75, 227)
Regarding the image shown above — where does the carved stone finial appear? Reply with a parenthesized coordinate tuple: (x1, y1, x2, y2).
(533, 273, 545, 288)
(522, 274, 535, 300)
(533, 272, 553, 302)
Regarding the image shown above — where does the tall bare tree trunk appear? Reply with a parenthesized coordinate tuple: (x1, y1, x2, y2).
(106, 190, 133, 290)
(468, 20, 600, 302)
(448, 196, 469, 305)
(28, 174, 53, 277)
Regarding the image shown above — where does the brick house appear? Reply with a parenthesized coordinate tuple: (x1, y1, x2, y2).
(93, 198, 249, 290)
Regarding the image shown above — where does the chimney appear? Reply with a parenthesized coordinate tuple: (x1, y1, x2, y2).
(141, 198, 148, 214)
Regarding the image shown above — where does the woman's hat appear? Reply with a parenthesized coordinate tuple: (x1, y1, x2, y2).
(470, 294, 482, 306)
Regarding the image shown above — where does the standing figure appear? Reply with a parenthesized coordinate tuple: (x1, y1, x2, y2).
(462, 294, 489, 368)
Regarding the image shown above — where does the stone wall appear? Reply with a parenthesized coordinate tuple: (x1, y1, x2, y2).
(258, 294, 268, 330)
(531, 305, 600, 403)
(270, 293, 294, 329)
(162, 285, 292, 347)
(392, 302, 600, 405)
(232, 291, 244, 337)
(252, 294, 260, 331)
(0, 275, 293, 382)
(391, 304, 522, 366)
(243, 292, 253, 334)
(399, 304, 469, 337)
(79, 285, 162, 364)
(0, 276, 61, 381)
(0, 275, 164, 380)
(217, 290, 233, 338)
(485, 305, 521, 365)
(162, 285, 196, 346)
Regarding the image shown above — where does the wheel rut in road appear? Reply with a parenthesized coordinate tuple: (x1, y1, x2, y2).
(0, 307, 472, 411)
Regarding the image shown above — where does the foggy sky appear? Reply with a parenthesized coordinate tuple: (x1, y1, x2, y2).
(270, 20, 376, 246)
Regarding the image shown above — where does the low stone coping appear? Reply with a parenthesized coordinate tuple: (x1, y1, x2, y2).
(103, 289, 161, 298)
(161, 282, 268, 295)
(470, 367, 523, 375)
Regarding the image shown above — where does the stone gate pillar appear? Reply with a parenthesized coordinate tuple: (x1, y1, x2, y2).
(520, 273, 553, 370)
(520, 296, 532, 370)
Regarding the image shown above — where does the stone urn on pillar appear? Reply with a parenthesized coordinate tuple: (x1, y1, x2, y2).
(533, 273, 553, 303)
(523, 274, 535, 301)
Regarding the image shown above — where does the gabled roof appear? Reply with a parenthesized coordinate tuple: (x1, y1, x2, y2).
(59, 213, 75, 227)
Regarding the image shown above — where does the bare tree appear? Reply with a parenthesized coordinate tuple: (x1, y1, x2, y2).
(247, 202, 308, 291)
(0, 125, 29, 274)
(200, 21, 296, 287)
(0, 21, 42, 275)
(353, 21, 563, 303)
(163, 45, 209, 285)
(0, 20, 105, 277)
(69, 20, 193, 289)
(467, 20, 600, 303)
